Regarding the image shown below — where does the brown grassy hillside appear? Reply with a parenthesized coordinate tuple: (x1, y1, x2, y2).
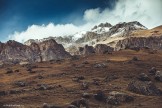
(0, 49, 162, 108)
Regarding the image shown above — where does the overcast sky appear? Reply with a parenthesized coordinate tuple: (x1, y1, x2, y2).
(0, 0, 162, 42)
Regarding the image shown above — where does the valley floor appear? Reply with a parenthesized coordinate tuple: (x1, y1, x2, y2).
(0, 49, 162, 108)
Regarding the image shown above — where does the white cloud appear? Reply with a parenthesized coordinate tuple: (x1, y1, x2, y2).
(9, 0, 162, 42)
(83, 8, 100, 22)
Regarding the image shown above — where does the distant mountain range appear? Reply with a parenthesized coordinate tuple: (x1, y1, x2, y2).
(0, 21, 162, 65)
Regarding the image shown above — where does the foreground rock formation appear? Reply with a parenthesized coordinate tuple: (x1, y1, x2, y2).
(0, 39, 71, 64)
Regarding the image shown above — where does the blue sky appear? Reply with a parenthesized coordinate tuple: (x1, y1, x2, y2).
(0, 0, 116, 41)
(0, 0, 162, 42)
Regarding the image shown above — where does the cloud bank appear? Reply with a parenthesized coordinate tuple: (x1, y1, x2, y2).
(9, 0, 162, 43)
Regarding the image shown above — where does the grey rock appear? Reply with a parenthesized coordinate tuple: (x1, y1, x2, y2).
(137, 73, 151, 81)
(71, 98, 89, 108)
(0, 91, 7, 96)
(14, 81, 26, 87)
(149, 67, 157, 75)
(94, 91, 106, 101)
(106, 91, 134, 105)
(42, 103, 62, 108)
(155, 71, 162, 82)
(128, 80, 162, 95)
(95, 44, 114, 54)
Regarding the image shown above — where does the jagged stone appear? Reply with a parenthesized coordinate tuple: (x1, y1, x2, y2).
(6, 68, 13, 74)
(94, 91, 106, 101)
(128, 80, 162, 95)
(137, 73, 151, 81)
(149, 67, 157, 75)
(155, 71, 162, 82)
(106, 91, 134, 105)
(95, 44, 114, 54)
(0, 39, 71, 64)
(42, 103, 62, 108)
(71, 98, 89, 108)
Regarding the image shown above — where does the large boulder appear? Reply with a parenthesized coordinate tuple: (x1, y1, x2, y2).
(106, 91, 134, 105)
(39, 39, 71, 61)
(95, 44, 114, 54)
(79, 45, 95, 55)
(137, 73, 151, 81)
(155, 71, 162, 82)
(128, 80, 162, 95)
(0, 39, 71, 63)
(71, 98, 89, 108)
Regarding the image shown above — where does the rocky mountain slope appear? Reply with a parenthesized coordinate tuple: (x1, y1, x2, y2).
(0, 39, 71, 64)
(23, 21, 150, 55)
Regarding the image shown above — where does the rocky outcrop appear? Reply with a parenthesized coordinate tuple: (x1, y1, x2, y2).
(78, 44, 114, 55)
(0, 40, 40, 63)
(0, 39, 71, 63)
(109, 21, 147, 37)
(75, 32, 98, 44)
(39, 39, 71, 61)
(128, 80, 162, 96)
(79, 45, 95, 55)
(115, 36, 162, 51)
(95, 44, 114, 54)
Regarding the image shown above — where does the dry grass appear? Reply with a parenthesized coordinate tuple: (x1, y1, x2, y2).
(0, 49, 162, 108)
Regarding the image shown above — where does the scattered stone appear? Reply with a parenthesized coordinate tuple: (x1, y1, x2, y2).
(26, 67, 32, 73)
(82, 93, 91, 99)
(128, 80, 162, 95)
(42, 103, 62, 108)
(14, 81, 26, 87)
(106, 91, 134, 105)
(94, 91, 106, 101)
(37, 75, 44, 79)
(67, 105, 78, 108)
(19, 61, 30, 66)
(71, 55, 80, 61)
(149, 67, 157, 75)
(14, 69, 20, 72)
(6, 68, 13, 74)
(93, 79, 100, 86)
(137, 73, 151, 81)
(82, 61, 89, 64)
(104, 75, 118, 82)
(82, 82, 89, 90)
(9, 89, 24, 94)
(72, 76, 85, 82)
(0, 91, 7, 96)
(155, 71, 162, 82)
(94, 63, 107, 68)
(37, 84, 52, 90)
(71, 98, 89, 108)
(132, 56, 138, 61)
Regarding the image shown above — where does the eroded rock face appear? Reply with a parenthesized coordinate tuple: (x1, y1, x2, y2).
(115, 36, 162, 51)
(0, 39, 71, 63)
(75, 32, 98, 44)
(79, 45, 95, 55)
(39, 39, 71, 61)
(95, 44, 114, 54)
(0, 40, 39, 63)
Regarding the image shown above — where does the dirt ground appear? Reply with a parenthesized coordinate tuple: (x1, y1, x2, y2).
(0, 49, 162, 108)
